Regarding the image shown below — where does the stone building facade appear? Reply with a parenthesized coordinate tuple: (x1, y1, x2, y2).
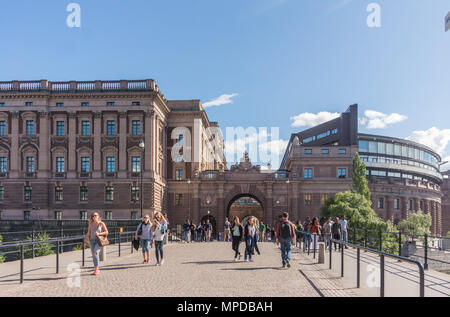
(0, 80, 448, 236)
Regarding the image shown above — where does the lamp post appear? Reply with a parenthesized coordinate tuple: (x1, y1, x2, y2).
(286, 179, 290, 215)
(139, 140, 145, 219)
(187, 179, 191, 220)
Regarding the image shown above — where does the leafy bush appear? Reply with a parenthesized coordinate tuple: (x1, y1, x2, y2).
(23, 232, 55, 259)
(72, 240, 90, 251)
(0, 235, 5, 263)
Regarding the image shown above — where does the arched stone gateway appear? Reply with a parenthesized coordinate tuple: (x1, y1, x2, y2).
(227, 195, 264, 226)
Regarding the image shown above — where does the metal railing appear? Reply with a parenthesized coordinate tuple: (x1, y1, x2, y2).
(327, 239, 425, 297)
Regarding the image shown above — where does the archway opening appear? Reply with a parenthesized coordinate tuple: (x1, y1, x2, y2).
(227, 194, 264, 227)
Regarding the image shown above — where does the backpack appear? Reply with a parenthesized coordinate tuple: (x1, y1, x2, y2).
(280, 222, 291, 239)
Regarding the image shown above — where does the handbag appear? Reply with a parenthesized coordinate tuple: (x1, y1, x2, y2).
(97, 234, 110, 247)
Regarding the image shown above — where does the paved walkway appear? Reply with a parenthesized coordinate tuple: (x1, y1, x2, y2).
(0, 242, 358, 297)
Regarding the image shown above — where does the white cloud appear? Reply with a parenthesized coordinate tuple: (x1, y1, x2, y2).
(441, 156, 450, 172)
(203, 93, 238, 108)
(290, 112, 340, 128)
(407, 127, 450, 155)
(359, 110, 407, 129)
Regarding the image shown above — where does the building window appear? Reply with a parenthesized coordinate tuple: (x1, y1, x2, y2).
(80, 186, 88, 201)
(0, 103, 4, 107)
(338, 168, 347, 179)
(0, 157, 7, 173)
(107, 102, 115, 107)
(131, 156, 141, 172)
(305, 194, 312, 206)
(0, 121, 6, 136)
(304, 149, 312, 155)
(54, 211, 62, 220)
(26, 102, 33, 107)
(26, 157, 35, 172)
(394, 199, 400, 210)
(24, 186, 32, 201)
(56, 157, 65, 173)
(56, 121, 65, 136)
(131, 186, 140, 201)
(80, 211, 87, 220)
(321, 149, 329, 154)
(321, 194, 329, 205)
(0, 186, 4, 201)
(132, 121, 141, 135)
(81, 157, 90, 173)
(105, 186, 114, 201)
(304, 168, 313, 179)
(26, 120, 35, 135)
(177, 135, 184, 146)
(24, 211, 30, 220)
(409, 199, 413, 211)
(175, 194, 183, 206)
(105, 211, 113, 220)
(56, 103, 64, 107)
(131, 211, 138, 219)
(132, 101, 140, 106)
(107, 121, 116, 136)
(81, 121, 90, 136)
(81, 102, 89, 107)
(106, 157, 116, 172)
(378, 198, 384, 209)
(338, 149, 347, 154)
(176, 169, 183, 180)
(55, 186, 63, 201)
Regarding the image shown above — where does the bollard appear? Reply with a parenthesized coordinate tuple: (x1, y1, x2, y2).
(118, 232, 121, 257)
(341, 241, 344, 277)
(82, 238, 85, 267)
(380, 254, 385, 297)
(318, 242, 325, 264)
(100, 246, 106, 262)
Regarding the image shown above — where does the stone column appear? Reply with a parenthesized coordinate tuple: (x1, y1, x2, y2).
(37, 112, 50, 178)
(431, 201, 437, 235)
(216, 182, 225, 239)
(414, 198, 420, 212)
(144, 111, 154, 178)
(437, 203, 442, 236)
(265, 182, 273, 226)
(424, 199, 430, 215)
(401, 197, 408, 221)
(192, 181, 200, 223)
(67, 112, 77, 178)
(118, 111, 127, 178)
(10, 112, 20, 177)
(92, 112, 102, 178)
(386, 197, 394, 223)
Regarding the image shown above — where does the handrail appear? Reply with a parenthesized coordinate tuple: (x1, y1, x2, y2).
(328, 238, 425, 297)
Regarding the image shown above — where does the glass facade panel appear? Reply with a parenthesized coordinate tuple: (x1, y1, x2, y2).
(377, 142, 386, 154)
(369, 141, 377, 153)
(358, 140, 368, 152)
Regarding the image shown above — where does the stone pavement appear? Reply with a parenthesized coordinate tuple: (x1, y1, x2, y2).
(0, 242, 359, 297)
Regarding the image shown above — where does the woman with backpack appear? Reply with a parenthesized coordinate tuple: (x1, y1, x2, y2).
(230, 216, 243, 261)
(135, 215, 153, 264)
(152, 212, 167, 266)
(84, 212, 109, 275)
(244, 217, 258, 262)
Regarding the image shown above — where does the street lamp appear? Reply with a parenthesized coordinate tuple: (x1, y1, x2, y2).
(286, 179, 290, 215)
(187, 179, 191, 220)
(139, 140, 145, 219)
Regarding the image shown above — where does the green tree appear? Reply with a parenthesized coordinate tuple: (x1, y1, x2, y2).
(397, 211, 432, 242)
(352, 153, 371, 201)
(23, 232, 55, 259)
(0, 235, 5, 263)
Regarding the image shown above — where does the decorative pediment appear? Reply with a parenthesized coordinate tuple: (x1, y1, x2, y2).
(229, 152, 261, 173)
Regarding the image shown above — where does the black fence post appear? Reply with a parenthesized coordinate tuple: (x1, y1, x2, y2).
(357, 248, 360, 288)
(380, 254, 385, 297)
(32, 228, 35, 259)
(56, 241, 60, 274)
(364, 229, 368, 248)
(398, 231, 402, 256)
(424, 234, 428, 270)
(60, 228, 64, 254)
(329, 243, 332, 269)
(82, 237, 85, 268)
(20, 244, 24, 284)
(379, 230, 382, 251)
(341, 241, 344, 277)
(118, 231, 121, 257)
(313, 235, 316, 259)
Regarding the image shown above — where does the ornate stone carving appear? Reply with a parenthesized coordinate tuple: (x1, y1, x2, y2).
(229, 152, 261, 173)
(76, 136, 94, 149)
(101, 136, 119, 148)
(51, 136, 68, 149)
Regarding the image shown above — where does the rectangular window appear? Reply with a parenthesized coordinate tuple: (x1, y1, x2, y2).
(132, 101, 140, 106)
(106, 157, 116, 172)
(359, 140, 369, 152)
(305, 194, 312, 206)
(178, 135, 184, 146)
(132, 121, 141, 135)
(175, 193, 183, 206)
(80, 186, 88, 201)
(80, 211, 87, 220)
(81, 157, 90, 173)
(26, 120, 35, 135)
(55, 186, 63, 201)
(386, 143, 394, 155)
(105, 186, 114, 201)
(130, 211, 138, 220)
(321, 149, 329, 154)
(378, 142, 386, 154)
(0, 186, 4, 201)
(378, 198, 384, 209)
(81, 121, 90, 136)
(394, 144, 401, 156)
(56, 103, 64, 107)
(304, 149, 312, 155)
(81, 102, 89, 107)
(131, 156, 141, 172)
(0, 121, 6, 136)
(394, 199, 400, 210)
(107, 121, 116, 136)
(26, 157, 35, 172)
(56, 121, 65, 136)
(0, 103, 4, 107)
(409, 200, 413, 211)
(369, 141, 377, 153)
(338, 149, 347, 155)
(24, 211, 30, 220)
(176, 169, 183, 180)
(54, 211, 62, 220)
(338, 168, 347, 179)
(304, 168, 313, 179)
(107, 102, 115, 107)
(24, 186, 32, 201)
(0, 157, 7, 173)
(26, 102, 33, 107)
(105, 211, 113, 220)
(56, 157, 65, 173)
(131, 186, 140, 201)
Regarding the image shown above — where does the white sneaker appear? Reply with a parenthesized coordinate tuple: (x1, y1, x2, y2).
(234, 257, 238, 262)
(249, 259, 254, 262)
(160, 259, 165, 266)
(244, 259, 249, 262)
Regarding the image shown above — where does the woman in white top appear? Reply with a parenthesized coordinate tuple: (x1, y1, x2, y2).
(152, 212, 167, 266)
(135, 215, 153, 264)
(244, 217, 258, 262)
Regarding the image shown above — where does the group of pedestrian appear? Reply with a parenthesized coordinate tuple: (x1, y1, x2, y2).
(229, 216, 261, 262)
(183, 219, 213, 242)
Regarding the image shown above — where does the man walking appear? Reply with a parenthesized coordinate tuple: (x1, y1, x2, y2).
(276, 212, 296, 269)
(332, 217, 342, 250)
(339, 216, 348, 244)
(323, 217, 333, 250)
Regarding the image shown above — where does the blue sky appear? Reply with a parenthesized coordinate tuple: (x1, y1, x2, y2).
(0, 0, 449, 169)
